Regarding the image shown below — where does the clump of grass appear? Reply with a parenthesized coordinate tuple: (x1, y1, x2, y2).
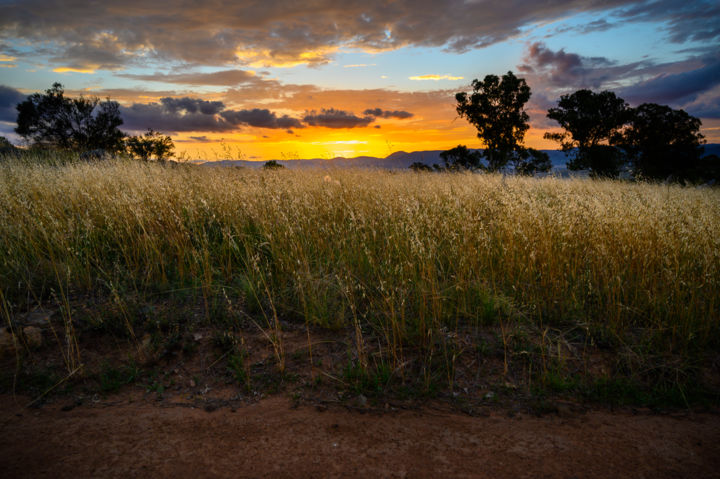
(1, 155, 719, 403)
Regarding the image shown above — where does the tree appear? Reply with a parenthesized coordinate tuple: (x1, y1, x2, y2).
(620, 103, 705, 181)
(15, 83, 125, 153)
(545, 89, 631, 177)
(262, 160, 284, 169)
(439, 145, 483, 171)
(455, 71, 533, 172)
(125, 129, 174, 161)
(513, 148, 552, 176)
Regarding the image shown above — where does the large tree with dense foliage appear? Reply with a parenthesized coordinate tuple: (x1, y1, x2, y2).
(15, 83, 125, 153)
(545, 89, 631, 177)
(620, 103, 705, 181)
(454, 71, 533, 172)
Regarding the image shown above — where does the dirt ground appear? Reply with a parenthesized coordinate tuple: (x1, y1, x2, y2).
(1, 394, 719, 479)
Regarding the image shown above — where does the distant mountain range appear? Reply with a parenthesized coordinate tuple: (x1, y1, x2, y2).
(198, 144, 720, 172)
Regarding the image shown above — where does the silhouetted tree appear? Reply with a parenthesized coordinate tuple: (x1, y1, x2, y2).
(455, 71, 532, 172)
(409, 161, 433, 172)
(439, 145, 483, 170)
(262, 160, 284, 169)
(620, 103, 705, 181)
(125, 129, 174, 161)
(513, 148, 552, 176)
(545, 89, 630, 177)
(15, 83, 125, 153)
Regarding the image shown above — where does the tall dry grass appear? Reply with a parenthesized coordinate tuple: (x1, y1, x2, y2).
(1, 156, 718, 396)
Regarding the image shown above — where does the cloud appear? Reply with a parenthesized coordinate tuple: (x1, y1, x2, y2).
(121, 102, 228, 133)
(120, 96, 303, 133)
(617, 54, 720, 107)
(160, 97, 225, 115)
(220, 108, 303, 129)
(49, 33, 130, 71)
(0, 0, 652, 69)
(517, 43, 720, 125)
(53, 67, 96, 74)
(120, 69, 261, 86)
(363, 108, 413, 119)
(519, 42, 641, 90)
(617, 0, 720, 44)
(303, 108, 374, 128)
(409, 74, 464, 81)
(0, 85, 25, 123)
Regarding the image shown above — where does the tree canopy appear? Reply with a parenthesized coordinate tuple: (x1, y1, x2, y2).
(439, 145, 483, 171)
(15, 83, 125, 153)
(125, 128, 175, 161)
(545, 89, 630, 177)
(455, 71, 532, 172)
(513, 148, 552, 176)
(262, 160, 284, 169)
(620, 103, 705, 181)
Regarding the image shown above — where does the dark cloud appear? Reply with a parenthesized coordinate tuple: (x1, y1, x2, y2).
(160, 97, 225, 115)
(302, 109, 374, 128)
(363, 108, 413, 119)
(121, 102, 228, 133)
(519, 42, 641, 90)
(120, 96, 303, 133)
(0, 0, 651, 69)
(220, 108, 303, 129)
(189, 135, 212, 142)
(518, 42, 720, 124)
(0, 85, 25, 123)
(120, 69, 261, 86)
(618, 55, 720, 106)
(683, 96, 720, 119)
(617, 0, 720, 44)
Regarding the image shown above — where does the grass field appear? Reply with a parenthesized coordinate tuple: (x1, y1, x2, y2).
(1, 155, 719, 406)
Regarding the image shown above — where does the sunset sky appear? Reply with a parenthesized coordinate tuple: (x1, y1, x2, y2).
(0, 0, 718, 160)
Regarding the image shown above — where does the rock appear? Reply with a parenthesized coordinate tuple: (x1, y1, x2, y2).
(23, 326, 43, 349)
(22, 309, 53, 327)
(137, 334, 155, 364)
(356, 394, 368, 407)
(483, 391, 495, 400)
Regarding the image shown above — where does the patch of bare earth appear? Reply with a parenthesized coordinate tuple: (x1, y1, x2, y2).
(1, 394, 718, 479)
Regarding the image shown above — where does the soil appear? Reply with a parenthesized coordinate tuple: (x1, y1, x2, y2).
(1, 393, 719, 479)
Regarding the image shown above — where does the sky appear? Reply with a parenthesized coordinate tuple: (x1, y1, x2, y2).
(0, 0, 718, 160)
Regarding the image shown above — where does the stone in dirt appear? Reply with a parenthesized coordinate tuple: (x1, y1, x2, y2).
(21, 309, 54, 328)
(23, 326, 43, 349)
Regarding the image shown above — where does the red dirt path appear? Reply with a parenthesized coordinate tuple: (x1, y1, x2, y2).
(1, 395, 718, 478)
